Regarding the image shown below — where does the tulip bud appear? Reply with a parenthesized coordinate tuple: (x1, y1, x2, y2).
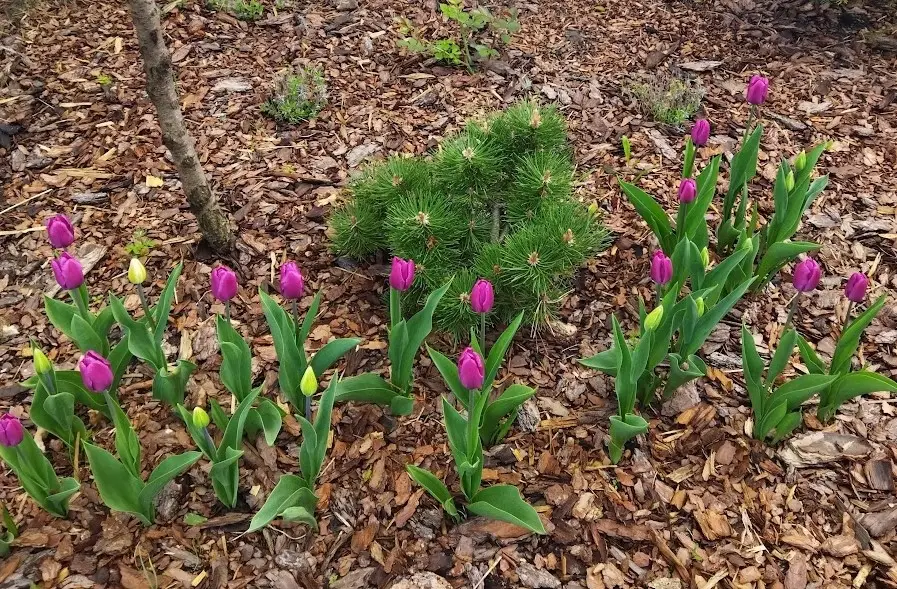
(211, 265, 239, 302)
(79, 351, 114, 393)
(794, 150, 807, 172)
(793, 258, 822, 293)
(644, 306, 664, 331)
(678, 178, 697, 204)
(745, 75, 769, 105)
(695, 297, 705, 317)
(300, 366, 318, 397)
(32, 344, 52, 376)
(700, 247, 710, 268)
(691, 119, 710, 147)
(389, 257, 415, 291)
(587, 202, 599, 217)
(457, 347, 485, 390)
(0, 414, 24, 448)
(192, 406, 210, 429)
(784, 171, 795, 192)
(279, 261, 305, 300)
(128, 258, 147, 285)
(51, 252, 84, 290)
(470, 279, 494, 314)
(650, 251, 673, 286)
(844, 272, 868, 303)
(46, 214, 76, 249)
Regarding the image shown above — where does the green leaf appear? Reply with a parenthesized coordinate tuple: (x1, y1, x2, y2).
(280, 505, 318, 530)
(109, 295, 165, 370)
(297, 291, 323, 346)
(611, 316, 635, 416)
(389, 395, 415, 416)
(773, 373, 837, 411)
(766, 328, 798, 386)
(681, 276, 754, 358)
(579, 347, 618, 375)
(620, 180, 674, 254)
(139, 451, 202, 517)
(259, 290, 305, 406)
(310, 337, 361, 376)
(662, 354, 706, 398)
(820, 371, 897, 422)
(741, 325, 766, 414)
(209, 447, 243, 507)
(246, 474, 309, 533)
(41, 391, 82, 447)
(69, 313, 104, 354)
(217, 314, 252, 401)
(108, 336, 133, 395)
(311, 376, 338, 481)
(184, 512, 208, 526)
(406, 464, 459, 519)
(82, 442, 147, 524)
(755, 241, 819, 284)
(683, 156, 721, 250)
(483, 311, 524, 394)
(427, 345, 468, 407)
(468, 485, 545, 534)
(333, 373, 402, 406)
(397, 281, 452, 391)
(43, 296, 78, 344)
(769, 411, 803, 444)
(151, 360, 195, 406)
(103, 392, 141, 479)
(220, 387, 261, 454)
(727, 125, 762, 202)
(45, 477, 80, 518)
(480, 384, 536, 445)
(755, 400, 788, 442)
(796, 334, 828, 375)
(255, 399, 283, 446)
(153, 263, 183, 344)
(831, 295, 886, 376)
(608, 413, 648, 464)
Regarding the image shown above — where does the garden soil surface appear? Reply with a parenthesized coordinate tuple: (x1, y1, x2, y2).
(2, 0, 897, 587)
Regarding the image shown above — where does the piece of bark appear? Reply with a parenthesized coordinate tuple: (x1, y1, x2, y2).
(778, 432, 872, 468)
(864, 459, 894, 491)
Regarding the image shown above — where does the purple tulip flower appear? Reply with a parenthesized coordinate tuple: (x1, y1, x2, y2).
(280, 262, 305, 300)
(0, 414, 24, 447)
(470, 279, 494, 314)
(211, 265, 239, 302)
(746, 75, 769, 105)
(650, 251, 673, 286)
(691, 119, 710, 147)
(678, 178, 697, 204)
(51, 252, 84, 290)
(793, 258, 822, 293)
(458, 347, 485, 390)
(389, 257, 415, 291)
(844, 272, 868, 303)
(79, 351, 114, 393)
(46, 214, 75, 249)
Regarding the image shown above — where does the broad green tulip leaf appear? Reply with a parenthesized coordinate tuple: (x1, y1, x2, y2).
(217, 315, 252, 401)
(220, 387, 260, 454)
(481, 384, 536, 445)
(796, 335, 827, 375)
(427, 345, 468, 408)
(279, 505, 318, 530)
(483, 311, 524, 394)
(831, 295, 886, 376)
(399, 281, 452, 390)
(109, 295, 165, 370)
(297, 291, 323, 346)
(389, 394, 414, 416)
(619, 180, 674, 254)
(259, 289, 305, 405)
(755, 241, 819, 284)
(153, 263, 183, 344)
(333, 373, 400, 406)
(45, 476, 80, 517)
(255, 399, 284, 446)
(406, 465, 459, 519)
(209, 447, 243, 508)
(727, 125, 762, 201)
(82, 442, 147, 524)
(310, 337, 361, 376)
(766, 328, 798, 386)
(579, 347, 618, 375)
(681, 276, 754, 358)
(608, 413, 648, 464)
(662, 354, 706, 398)
(773, 373, 837, 411)
(246, 474, 308, 533)
(108, 336, 132, 395)
(820, 371, 897, 422)
(44, 296, 79, 343)
(151, 360, 195, 406)
(468, 484, 545, 534)
(741, 326, 766, 412)
(69, 313, 104, 354)
(139, 451, 202, 517)
(769, 411, 803, 445)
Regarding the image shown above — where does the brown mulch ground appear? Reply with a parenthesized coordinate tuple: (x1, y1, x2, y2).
(2, 0, 897, 587)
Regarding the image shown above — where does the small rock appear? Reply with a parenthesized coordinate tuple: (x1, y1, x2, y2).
(153, 480, 184, 522)
(390, 572, 452, 589)
(661, 380, 701, 417)
(516, 562, 561, 589)
(275, 550, 309, 570)
(346, 143, 380, 167)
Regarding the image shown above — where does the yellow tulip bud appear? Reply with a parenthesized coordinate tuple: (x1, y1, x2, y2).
(128, 258, 147, 285)
(644, 306, 664, 331)
(695, 297, 705, 317)
(32, 344, 52, 375)
(192, 406, 210, 429)
(300, 366, 318, 397)
(793, 150, 807, 172)
(587, 202, 599, 217)
(784, 171, 795, 192)
(700, 247, 710, 268)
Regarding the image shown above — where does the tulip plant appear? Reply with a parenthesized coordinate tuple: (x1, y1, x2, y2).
(109, 262, 195, 406)
(335, 258, 451, 415)
(247, 374, 339, 532)
(27, 343, 90, 448)
(407, 346, 544, 533)
(0, 505, 18, 557)
(80, 352, 201, 524)
(259, 262, 360, 418)
(427, 310, 535, 445)
(0, 414, 79, 518)
(795, 276, 897, 423)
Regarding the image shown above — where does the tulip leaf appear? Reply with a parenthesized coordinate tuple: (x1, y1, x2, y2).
(333, 373, 400, 406)
(82, 442, 147, 524)
(109, 295, 165, 370)
(480, 383, 536, 445)
(483, 311, 524, 395)
(254, 399, 284, 446)
(727, 125, 762, 201)
(153, 263, 183, 344)
(681, 275, 754, 358)
(310, 337, 361, 377)
(398, 281, 452, 393)
(766, 328, 798, 386)
(280, 505, 318, 530)
(217, 315, 252, 401)
(608, 413, 648, 463)
(139, 450, 202, 518)
(69, 313, 104, 355)
(297, 291, 323, 346)
(662, 354, 706, 398)
(406, 465, 459, 520)
(151, 360, 195, 406)
(620, 180, 674, 254)
(209, 447, 243, 508)
(468, 485, 545, 534)
(427, 345, 468, 408)
(795, 334, 828, 375)
(246, 474, 308, 533)
(220, 386, 260, 454)
(819, 371, 897, 422)
(259, 289, 305, 407)
(579, 347, 618, 375)
(831, 295, 886, 376)
(755, 241, 819, 284)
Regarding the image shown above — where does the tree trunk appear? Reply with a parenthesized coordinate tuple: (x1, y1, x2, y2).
(126, 0, 233, 251)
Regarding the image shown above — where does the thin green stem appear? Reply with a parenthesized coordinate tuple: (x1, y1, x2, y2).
(304, 395, 312, 423)
(784, 292, 801, 330)
(844, 301, 855, 330)
(291, 299, 301, 344)
(136, 284, 157, 332)
(70, 287, 90, 319)
(681, 137, 696, 179)
(390, 288, 401, 331)
(479, 314, 486, 357)
(224, 301, 231, 325)
(742, 105, 756, 144)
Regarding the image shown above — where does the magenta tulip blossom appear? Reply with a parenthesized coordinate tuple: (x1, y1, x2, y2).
(0, 414, 24, 447)
(79, 351, 114, 393)
(745, 75, 769, 105)
(678, 178, 697, 204)
(46, 214, 75, 249)
(650, 251, 673, 286)
(844, 272, 868, 303)
(458, 347, 485, 390)
(389, 257, 415, 291)
(691, 119, 710, 147)
(51, 252, 84, 290)
(211, 265, 239, 302)
(470, 279, 494, 314)
(793, 258, 821, 293)
(280, 262, 305, 300)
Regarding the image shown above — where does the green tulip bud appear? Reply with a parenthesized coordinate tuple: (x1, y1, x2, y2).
(192, 406, 210, 429)
(700, 247, 710, 268)
(587, 202, 599, 217)
(793, 150, 807, 171)
(784, 171, 795, 192)
(128, 258, 147, 285)
(644, 306, 664, 331)
(32, 344, 52, 376)
(695, 297, 705, 317)
(300, 366, 318, 397)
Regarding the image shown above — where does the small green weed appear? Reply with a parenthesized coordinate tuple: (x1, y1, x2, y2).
(262, 66, 327, 124)
(630, 75, 703, 127)
(125, 229, 157, 258)
(207, 0, 263, 21)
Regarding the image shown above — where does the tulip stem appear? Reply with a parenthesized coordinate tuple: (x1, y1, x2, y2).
(224, 301, 231, 325)
(304, 395, 312, 422)
(742, 105, 756, 143)
(681, 137, 695, 179)
(844, 301, 855, 330)
(479, 314, 486, 356)
(136, 284, 157, 332)
(389, 288, 401, 331)
(291, 300, 301, 336)
(784, 292, 801, 331)
(202, 428, 216, 456)
(675, 201, 688, 243)
(70, 286, 90, 319)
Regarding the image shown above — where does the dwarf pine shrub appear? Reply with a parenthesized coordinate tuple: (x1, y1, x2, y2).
(329, 101, 609, 334)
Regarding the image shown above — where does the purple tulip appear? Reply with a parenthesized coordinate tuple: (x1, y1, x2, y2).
(458, 347, 485, 390)
(745, 75, 769, 106)
(691, 119, 710, 147)
(51, 252, 84, 290)
(46, 214, 75, 249)
(389, 257, 415, 291)
(793, 258, 821, 293)
(470, 279, 494, 314)
(280, 262, 305, 300)
(844, 272, 868, 303)
(211, 265, 239, 302)
(0, 414, 24, 448)
(79, 351, 114, 393)
(678, 178, 697, 204)
(650, 251, 673, 286)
